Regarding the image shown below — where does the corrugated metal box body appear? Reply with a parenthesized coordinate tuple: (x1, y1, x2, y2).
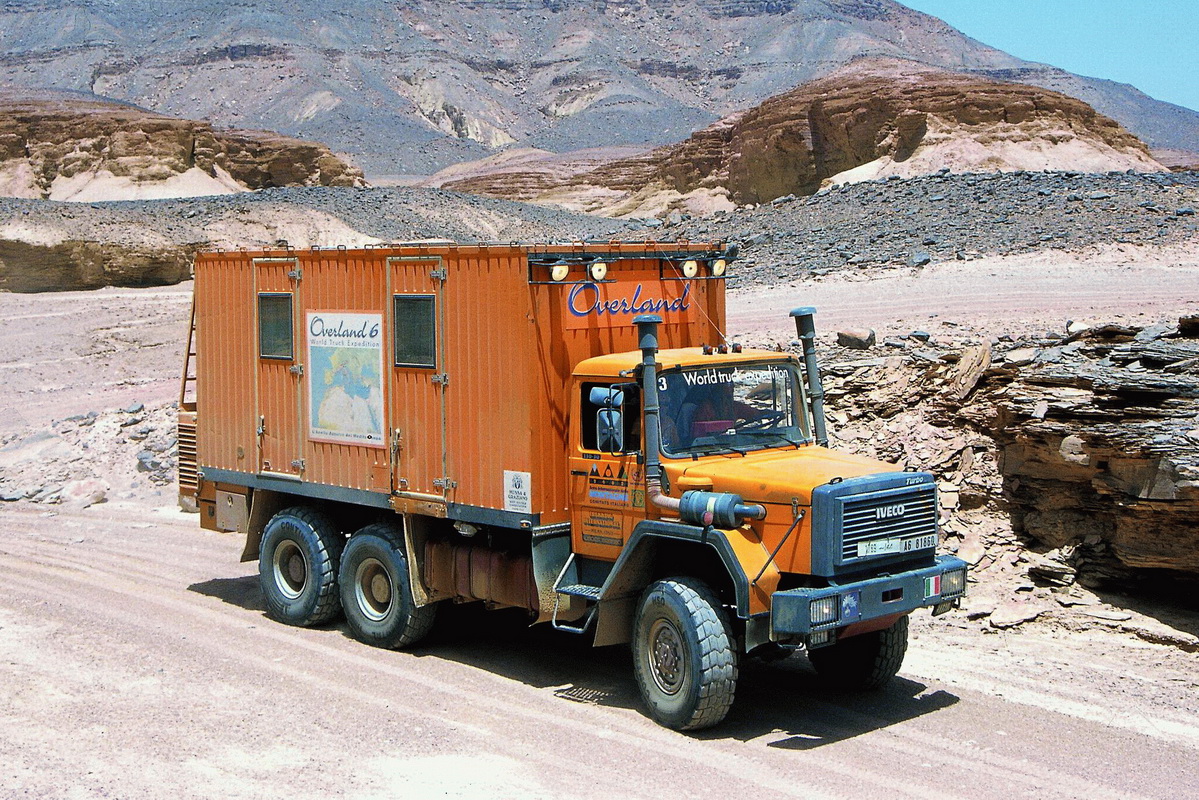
(194, 243, 725, 527)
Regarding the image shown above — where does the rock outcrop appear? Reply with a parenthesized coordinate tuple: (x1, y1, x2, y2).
(819, 316, 1199, 584)
(443, 59, 1165, 217)
(0, 90, 364, 201)
(988, 320, 1199, 576)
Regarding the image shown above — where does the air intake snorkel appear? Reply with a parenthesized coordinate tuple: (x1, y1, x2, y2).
(790, 306, 829, 447)
(634, 314, 766, 528)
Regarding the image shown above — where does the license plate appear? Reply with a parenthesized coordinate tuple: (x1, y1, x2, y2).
(857, 533, 937, 558)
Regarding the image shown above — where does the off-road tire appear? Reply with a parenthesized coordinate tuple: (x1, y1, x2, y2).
(632, 577, 737, 731)
(338, 523, 436, 649)
(258, 506, 343, 626)
(807, 615, 909, 690)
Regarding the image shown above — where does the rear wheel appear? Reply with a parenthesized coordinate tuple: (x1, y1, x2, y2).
(258, 506, 343, 626)
(632, 578, 737, 731)
(807, 615, 909, 690)
(338, 522, 436, 649)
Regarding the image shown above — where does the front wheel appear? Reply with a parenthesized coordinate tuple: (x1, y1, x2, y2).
(807, 615, 909, 690)
(632, 578, 737, 731)
(338, 523, 436, 649)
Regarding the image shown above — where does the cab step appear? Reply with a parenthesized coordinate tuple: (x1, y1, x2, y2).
(556, 583, 602, 600)
(550, 554, 603, 634)
(550, 583, 602, 633)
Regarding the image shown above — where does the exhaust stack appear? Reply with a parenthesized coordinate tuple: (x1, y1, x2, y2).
(634, 314, 765, 527)
(790, 307, 829, 447)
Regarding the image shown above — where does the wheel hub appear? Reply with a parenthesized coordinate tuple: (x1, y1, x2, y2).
(355, 557, 394, 622)
(649, 619, 685, 695)
(272, 540, 307, 600)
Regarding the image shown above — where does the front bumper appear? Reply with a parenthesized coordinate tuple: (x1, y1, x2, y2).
(770, 555, 968, 638)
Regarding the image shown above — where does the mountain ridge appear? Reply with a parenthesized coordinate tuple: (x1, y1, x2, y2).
(0, 0, 1193, 175)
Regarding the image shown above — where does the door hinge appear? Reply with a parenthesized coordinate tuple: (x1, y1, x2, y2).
(431, 373, 449, 386)
(430, 267, 447, 281)
(432, 477, 457, 489)
(290, 459, 306, 471)
(257, 415, 265, 437)
(289, 363, 304, 375)
(287, 268, 302, 281)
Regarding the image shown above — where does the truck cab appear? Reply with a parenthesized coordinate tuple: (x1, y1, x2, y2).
(559, 321, 967, 729)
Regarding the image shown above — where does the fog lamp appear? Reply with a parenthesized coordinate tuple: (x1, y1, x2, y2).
(808, 630, 833, 647)
(589, 261, 608, 281)
(941, 568, 967, 596)
(681, 259, 699, 278)
(810, 595, 839, 626)
(550, 263, 570, 282)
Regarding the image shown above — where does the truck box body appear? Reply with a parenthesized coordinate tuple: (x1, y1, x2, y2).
(192, 242, 726, 529)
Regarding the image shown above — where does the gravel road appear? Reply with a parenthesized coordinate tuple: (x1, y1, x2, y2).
(2, 502, 1196, 800)
(2, 227, 1198, 799)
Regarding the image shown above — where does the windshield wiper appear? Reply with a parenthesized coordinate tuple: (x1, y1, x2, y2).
(743, 430, 806, 447)
(687, 441, 750, 457)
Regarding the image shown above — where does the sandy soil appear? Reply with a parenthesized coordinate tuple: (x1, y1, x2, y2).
(1, 503, 1196, 800)
(0, 283, 192, 435)
(729, 243, 1199, 343)
(2, 243, 1198, 798)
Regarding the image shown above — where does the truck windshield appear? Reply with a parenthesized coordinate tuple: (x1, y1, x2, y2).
(658, 362, 810, 457)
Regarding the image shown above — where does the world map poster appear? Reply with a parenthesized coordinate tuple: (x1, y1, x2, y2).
(307, 312, 385, 447)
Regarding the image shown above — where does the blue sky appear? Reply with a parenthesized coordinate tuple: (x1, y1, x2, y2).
(899, 1, 1199, 113)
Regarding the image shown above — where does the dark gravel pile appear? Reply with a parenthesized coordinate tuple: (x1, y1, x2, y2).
(649, 171, 1199, 287)
(0, 185, 626, 246)
(2, 171, 1196, 292)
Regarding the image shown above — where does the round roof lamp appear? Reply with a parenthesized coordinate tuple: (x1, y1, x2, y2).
(550, 263, 571, 282)
(681, 259, 699, 278)
(710, 258, 727, 277)
(589, 261, 608, 281)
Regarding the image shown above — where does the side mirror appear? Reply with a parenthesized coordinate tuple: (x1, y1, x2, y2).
(589, 386, 624, 408)
(597, 409, 623, 453)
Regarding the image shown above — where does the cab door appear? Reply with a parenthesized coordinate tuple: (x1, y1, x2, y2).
(569, 380, 645, 560)
(254, 257, 304, 478)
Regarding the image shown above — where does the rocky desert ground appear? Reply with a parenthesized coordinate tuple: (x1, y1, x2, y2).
(2, 2, 1198, 794)
(1, 175, 1198, 798)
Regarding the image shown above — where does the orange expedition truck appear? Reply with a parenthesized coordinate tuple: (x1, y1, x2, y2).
(179, 240, 967, 730)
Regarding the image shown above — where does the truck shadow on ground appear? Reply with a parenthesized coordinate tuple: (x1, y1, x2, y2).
(189, 574, 265, 612)
(187, 579, 959, 745)
(415, 603, 960, 746)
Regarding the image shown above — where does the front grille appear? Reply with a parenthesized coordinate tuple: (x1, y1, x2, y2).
(840, 483, 937, 561)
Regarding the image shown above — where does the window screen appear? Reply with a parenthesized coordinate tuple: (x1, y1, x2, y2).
(258, 293, 293, 359)
(394, 295, 436, 368)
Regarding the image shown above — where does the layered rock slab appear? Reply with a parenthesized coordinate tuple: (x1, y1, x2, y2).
(443, 59, 1165, 217)
(0, 89, 364, 202)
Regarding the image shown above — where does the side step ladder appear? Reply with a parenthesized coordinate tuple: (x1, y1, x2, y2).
(551, 554, 603, 634)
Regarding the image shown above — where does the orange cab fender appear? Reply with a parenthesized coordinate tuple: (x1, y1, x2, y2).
(603, 519, 752, 615)
(592, 519, 753, 647)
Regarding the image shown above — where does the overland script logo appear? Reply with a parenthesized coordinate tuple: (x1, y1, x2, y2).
(568, 282, 691, 318)
(875, 503, 906, 520)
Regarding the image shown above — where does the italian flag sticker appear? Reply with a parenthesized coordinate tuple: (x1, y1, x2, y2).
(924, 575, 942, 598)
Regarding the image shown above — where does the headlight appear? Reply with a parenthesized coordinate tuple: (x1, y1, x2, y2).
(941, 568, 967, 596)
(810, 596, 839, 625)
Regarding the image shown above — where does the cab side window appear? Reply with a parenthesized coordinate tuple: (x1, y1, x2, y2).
(581, 382, 640, 452)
